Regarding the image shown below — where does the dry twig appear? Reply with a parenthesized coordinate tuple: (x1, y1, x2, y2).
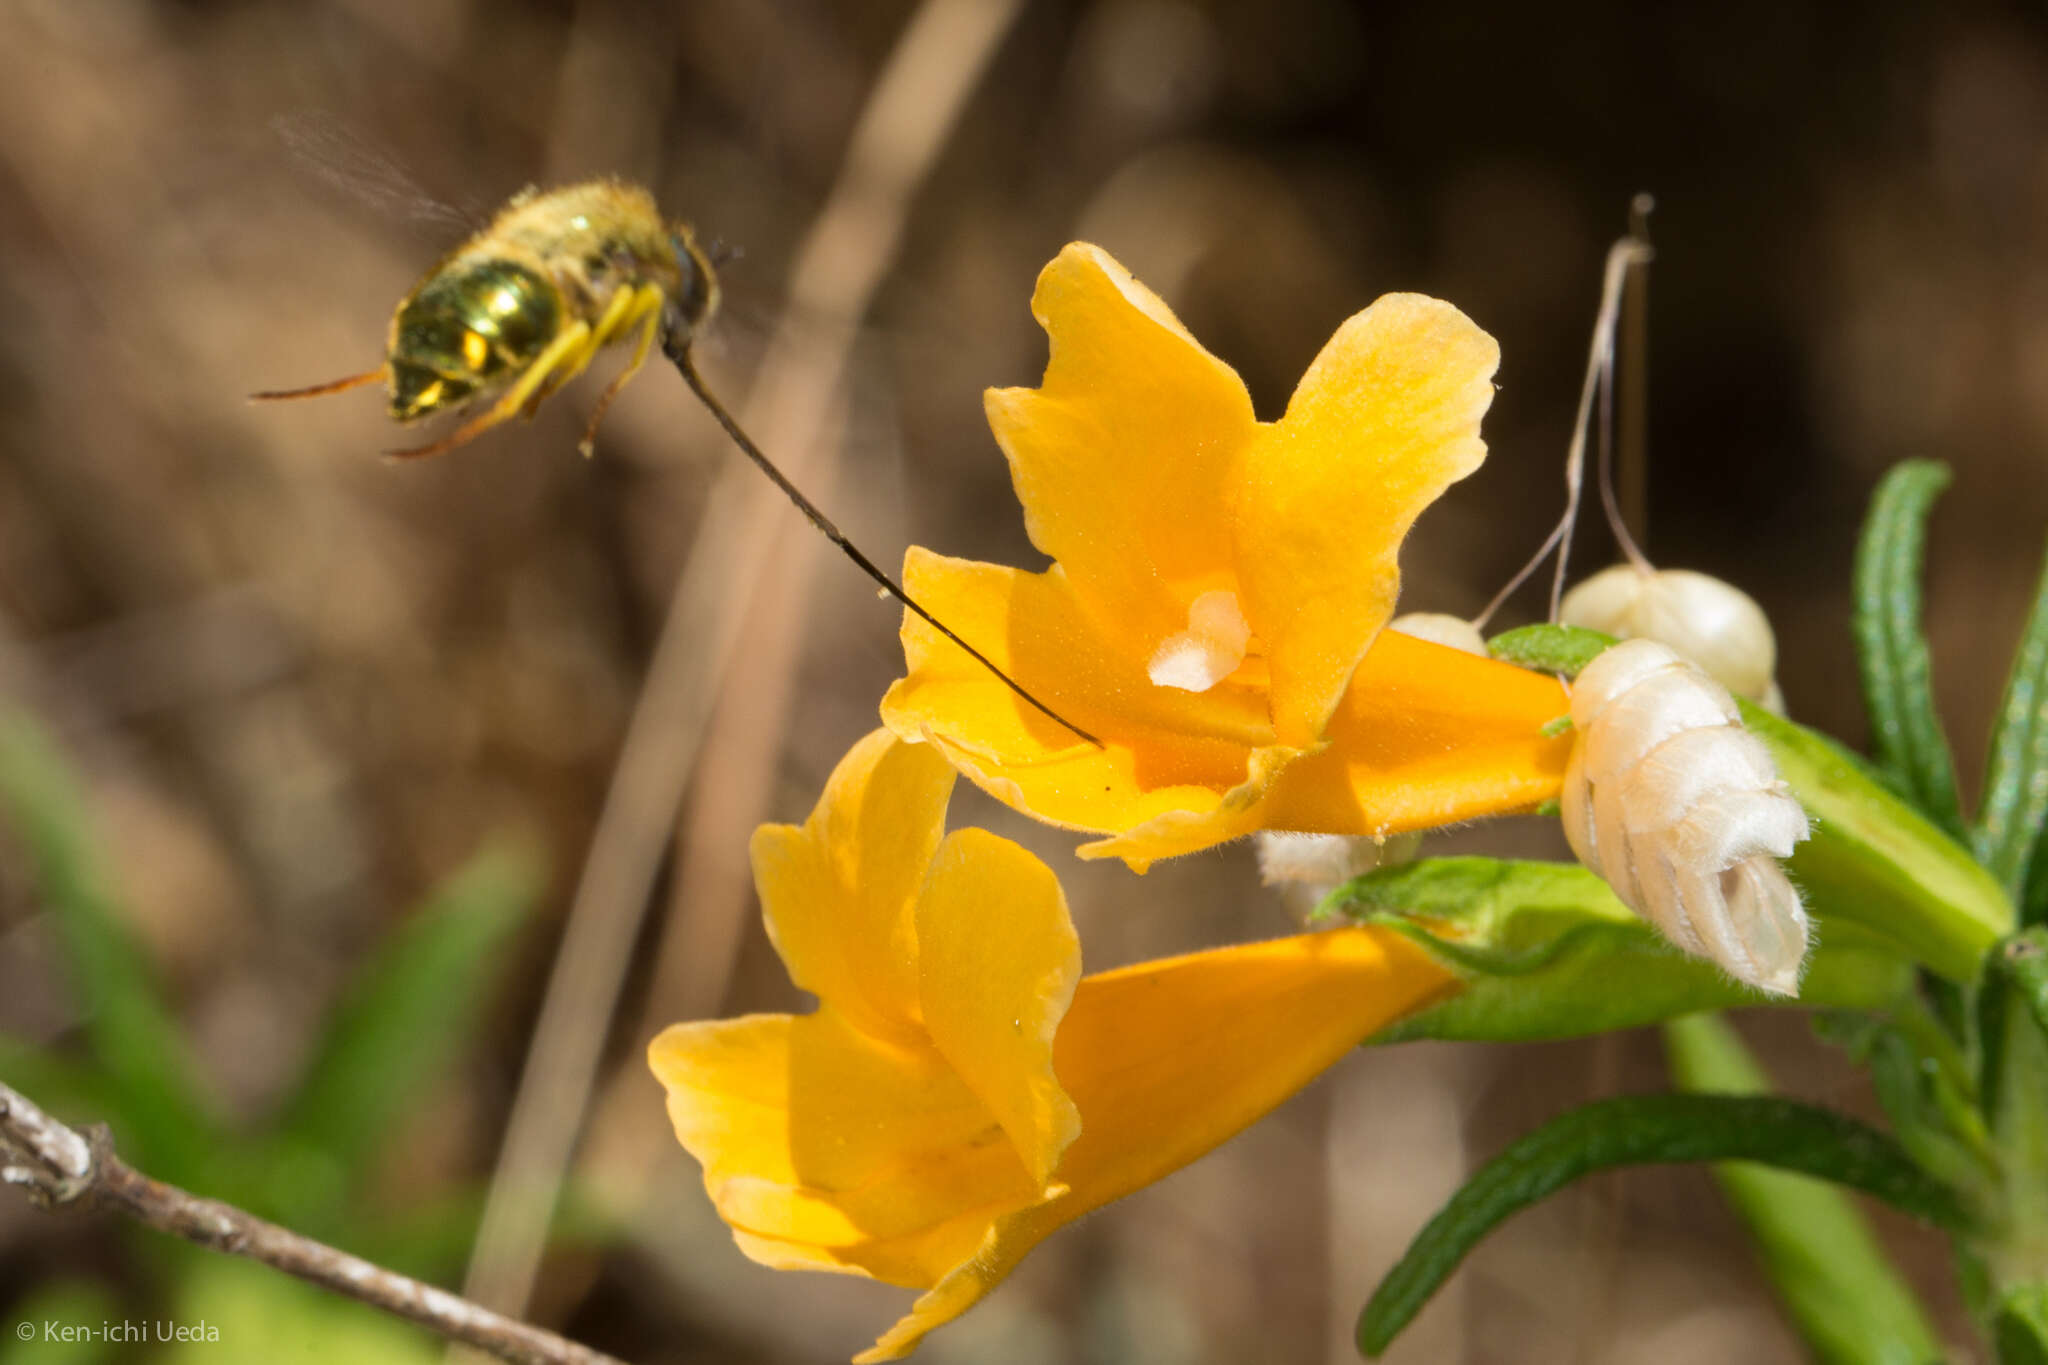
(0, 1080, 627, 1365)
(455, 0, 1027, 1322)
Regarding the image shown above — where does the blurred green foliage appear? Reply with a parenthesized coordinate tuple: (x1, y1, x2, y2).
(0, 707, 544, 1357)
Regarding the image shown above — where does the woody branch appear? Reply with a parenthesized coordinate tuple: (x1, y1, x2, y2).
(0, 1079, 628, 1365)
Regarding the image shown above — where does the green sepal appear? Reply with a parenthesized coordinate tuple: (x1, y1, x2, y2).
(1486, 622, 1618, 676)
(1355, 1093, 1970, 1357)
(1663, 1013, 1944, 1365)
(1853, 459, 1966, 837)
(1742, 696, 2015, 982)
(1321, 859, 1912, 1044)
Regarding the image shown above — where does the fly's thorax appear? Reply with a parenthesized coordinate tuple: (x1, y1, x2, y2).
(385, 255, 563, 421)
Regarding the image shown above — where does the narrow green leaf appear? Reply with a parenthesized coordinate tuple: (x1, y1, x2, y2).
(166, 1257, 441, 1365)
(1997, 1286, 2048, 1365)
(1816, 1007, 1996, 1202)
(1485, 623, 1618, 677)
(0, 709, 217, 1183)
(1853, 460, 1965, 838)
(1741, 698, 2012, 982)
(0, 1033, 128, 1132)
(1327, 859, 1912, 1045)
(1355, 1094, 1968, 1357)
(0, 1281, 124, 1365)
(1978, 928, 2048, 1251)
(2025, 831, 2048, 934)
(1991, 928, 2048, 1050)
(1663, 1014, 1944, 1365)
(275, 842, 540, 1192)
(1979, 540, 2048, 909)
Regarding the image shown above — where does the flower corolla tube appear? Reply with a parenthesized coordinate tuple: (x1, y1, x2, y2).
(649, 730, 1458, 1360)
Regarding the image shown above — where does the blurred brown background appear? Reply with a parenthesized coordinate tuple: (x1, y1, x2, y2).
(2, 1, 2046, 1361)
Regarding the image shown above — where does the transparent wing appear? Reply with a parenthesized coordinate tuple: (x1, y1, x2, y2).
(273, 111, 481, 237)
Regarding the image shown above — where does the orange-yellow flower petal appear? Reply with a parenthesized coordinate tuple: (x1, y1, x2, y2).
(1233, 295, 1499, 746)
(856, 924, 1460, 1360)
(748, 731, 953, 1046)
(989, 244, 1257, 649)
(883, 553, 1571, 870)
(650, 1010, 1037, 1289)
(652, 731, 1465, 1361)
(914, 827, 1080, 1189)
(887, 243, 1544, 865)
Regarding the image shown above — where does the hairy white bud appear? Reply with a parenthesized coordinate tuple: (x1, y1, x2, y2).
(1255, 831, 1421, 918)
(1560, 565, 1780, 707)
(1561, 638, 1811, 994)
(1388, 612, 1488, 657)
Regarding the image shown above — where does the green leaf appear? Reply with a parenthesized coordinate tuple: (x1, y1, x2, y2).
(0, 709, 218, 1184)
(1853, 460, 1966, 838)
(1997, 1286, 2048, 1365)
(275, 842, 540, 1200)
(1990, 928, 2048, 1057)
(1742, 697, 2012, 982)
(0, 1033, 127, 1130)
(0, 1280, 124, 1365)
(1970, 935, 2048, 1311)
(1664, 1014, 1945, 1365)
(1323, 859, 1912, 1044)
(164, 1257, 440, 1365)
(1816, 1007, 1996, 1203)
(1355, 1094, 1969, 1357)
(1485, 622, 1618, 677)
(1979, 540, 2048, 910)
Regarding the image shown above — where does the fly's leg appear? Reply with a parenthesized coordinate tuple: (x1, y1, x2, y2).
(575, 284, 666, 457)
(387, 322, 592, 460)
(518, 282, 643, 419)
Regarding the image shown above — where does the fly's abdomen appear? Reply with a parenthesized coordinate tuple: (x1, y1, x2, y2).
(387, 259, 562, 421)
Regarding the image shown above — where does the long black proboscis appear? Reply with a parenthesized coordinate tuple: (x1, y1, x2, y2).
(666, 337, 1103, 749)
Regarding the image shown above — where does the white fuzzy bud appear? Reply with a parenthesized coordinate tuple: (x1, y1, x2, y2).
(1255, 831, 1422, 919)
(1560, 565, 1780, 707)
(1561, 638, 1811, 995)
(1388, 613, 1488, 656)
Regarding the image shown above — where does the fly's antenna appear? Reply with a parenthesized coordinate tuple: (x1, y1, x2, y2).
(664, 333, 1104, 749)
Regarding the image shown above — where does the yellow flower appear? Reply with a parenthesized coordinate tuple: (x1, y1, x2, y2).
(648, 730, 1458, 1361)
(881, 244, 1571, 870)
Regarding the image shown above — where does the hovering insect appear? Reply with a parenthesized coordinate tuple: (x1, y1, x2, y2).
(254, 178, 716, 460)
(255, 172, 1099, 745)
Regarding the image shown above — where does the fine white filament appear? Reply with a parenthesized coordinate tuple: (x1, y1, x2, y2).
(1149, 589, 1251, 692)
(1561, 638, 1812, 994)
